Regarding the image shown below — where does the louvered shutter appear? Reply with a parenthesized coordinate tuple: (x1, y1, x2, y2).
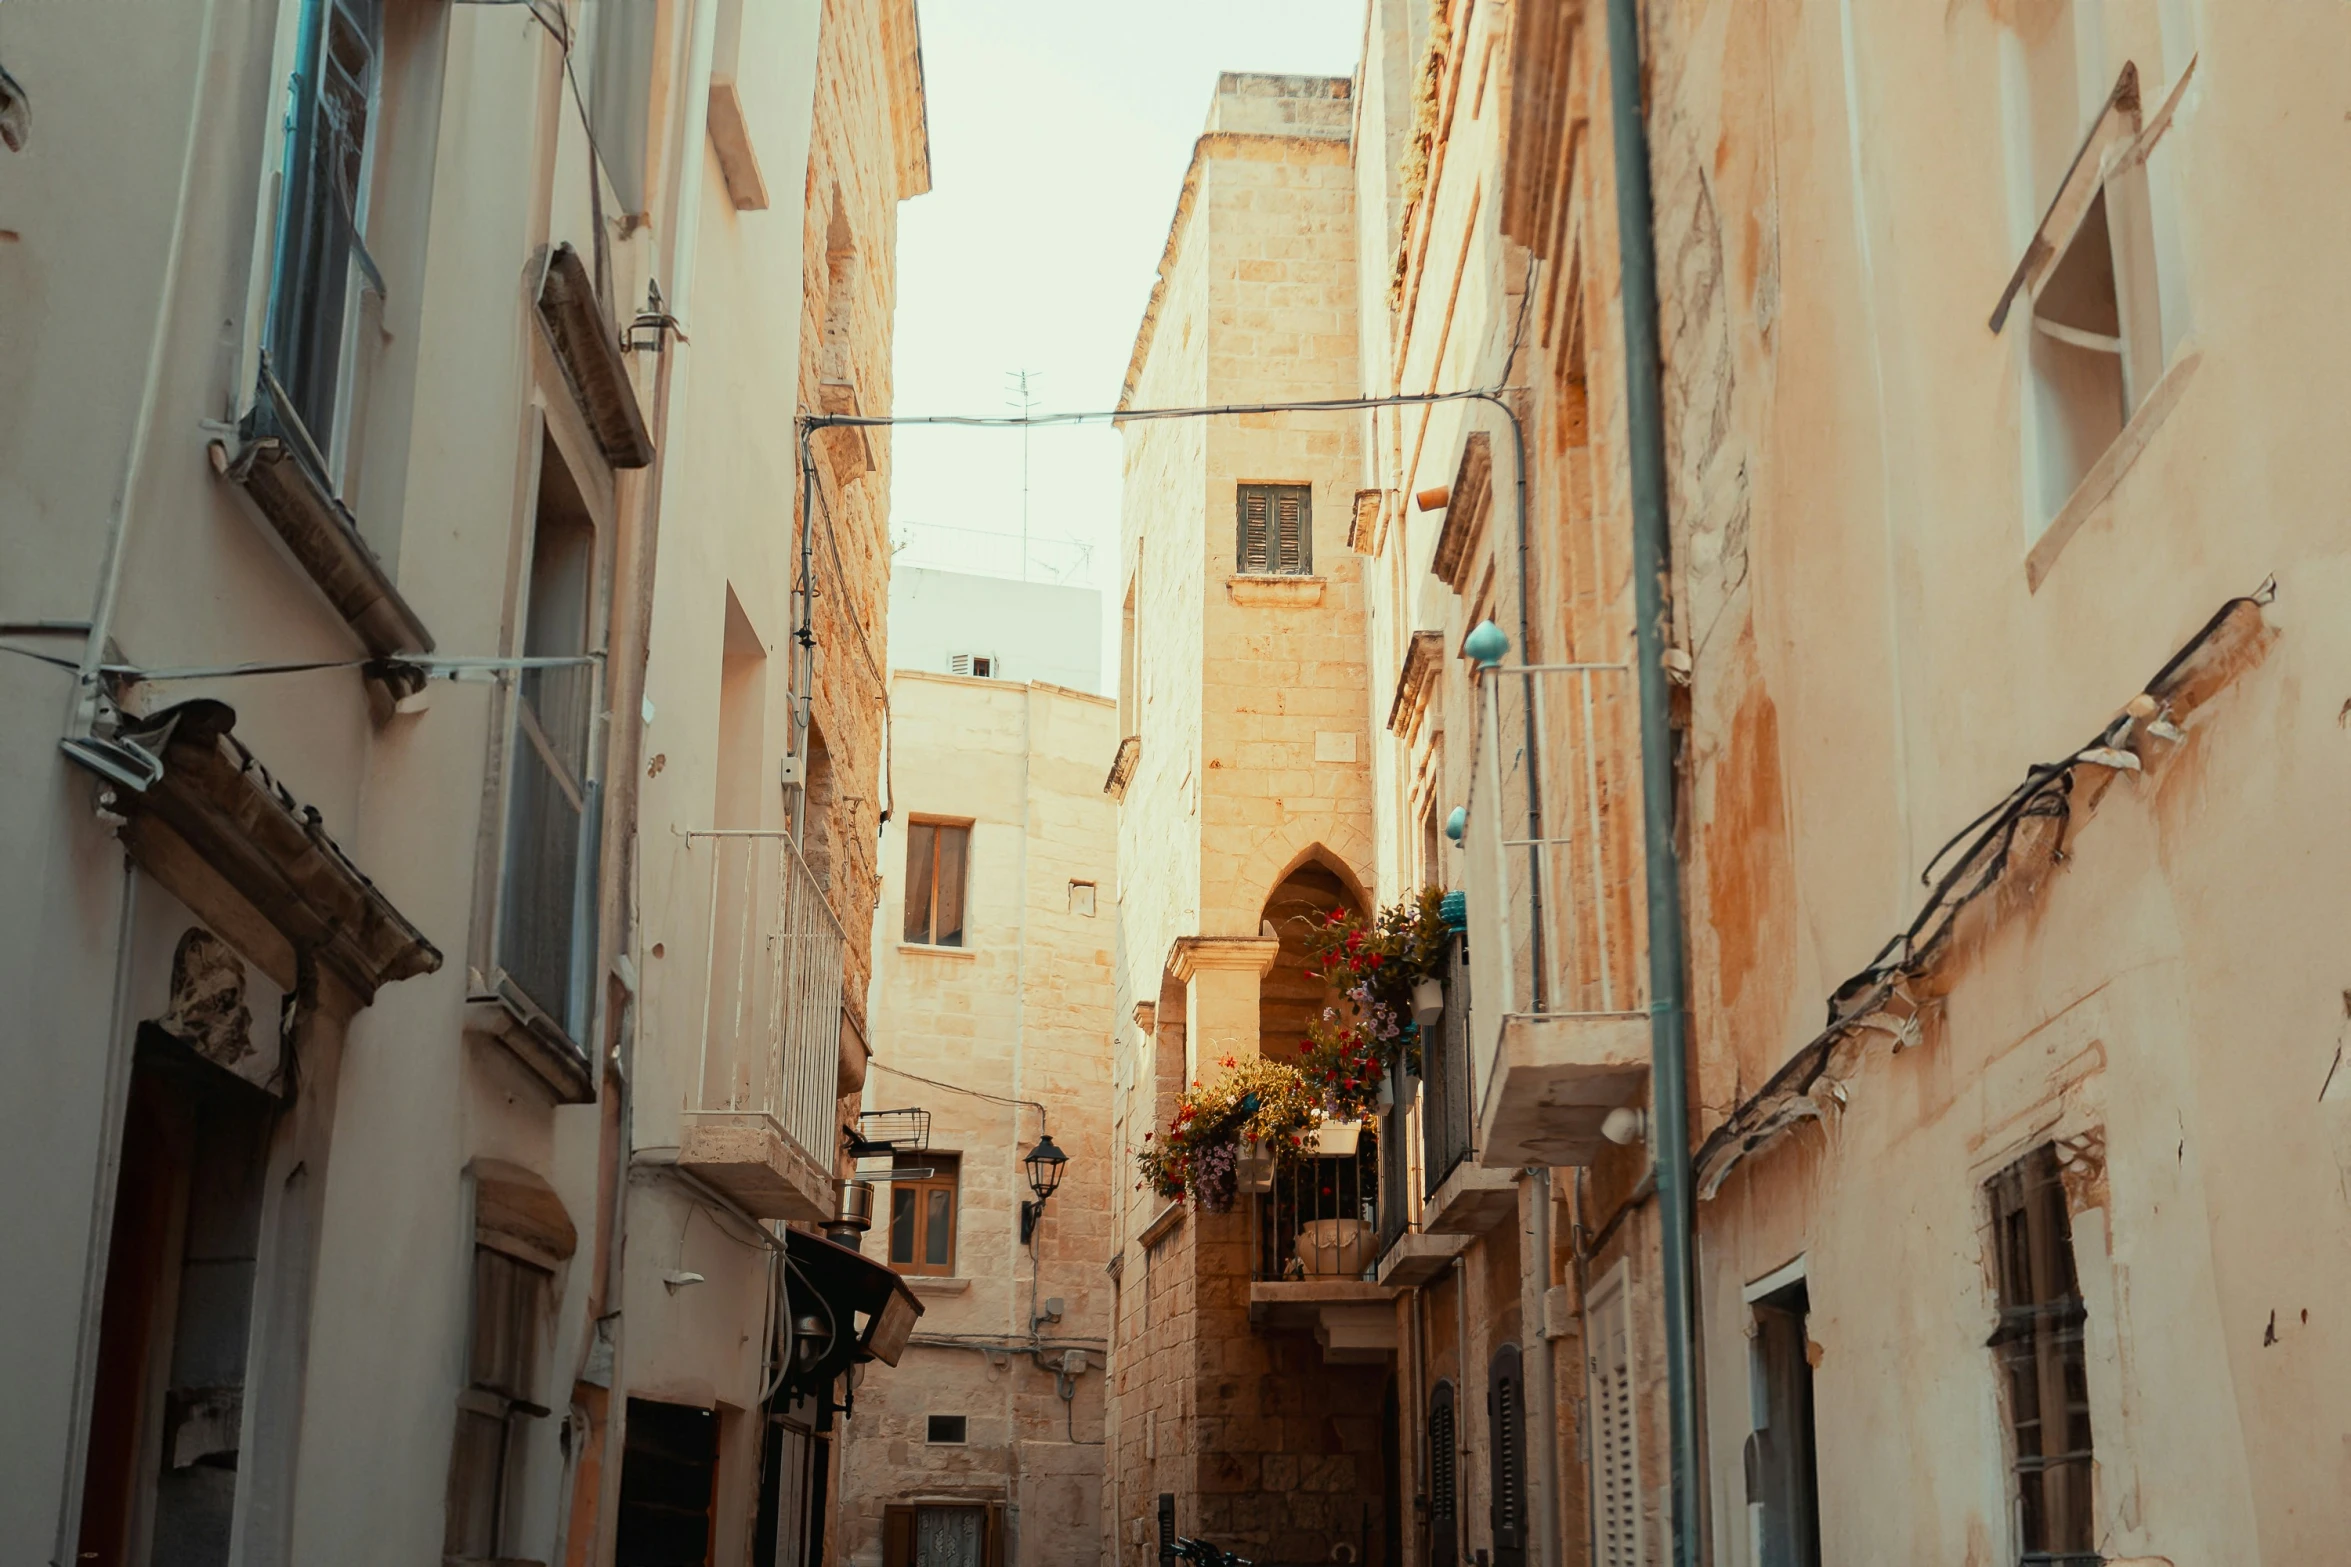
(1238, 487, 1273, 572)
(1591, 1281, 1642, 1565)
(1488, 1344, 1528, 1567)
(1274, 488, 1307, 573)
(1427, 1381, 1459, 1567)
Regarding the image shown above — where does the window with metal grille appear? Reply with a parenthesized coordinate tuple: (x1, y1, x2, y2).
(1987, 1143, 2098, 1566)
(1589, 1273, 1641, 1565)
(1488, 1344, 1528, 1567)
(443, 1245, 550, 1560)
(494, 433, 601, 1043)
(261, 0, 386, 476)
(1420, 933, 1473, 1195)
(1236, 484, 1313, 576)
(889, 1153, 960, 1276)
(903, 822, 971, 948)
(1426, 1379, 1458, 1567)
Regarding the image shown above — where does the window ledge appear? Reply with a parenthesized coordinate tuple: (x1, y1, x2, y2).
(906, 1276, 972, 1295)
(211, 433, 435, 659)
(2026, 348, 2201, 593)
(463, 982, 596, 1104)
(1226, 574, 1326, 607)
(1138, 1201, 1185, 1247)
(898, 942, 977, 960)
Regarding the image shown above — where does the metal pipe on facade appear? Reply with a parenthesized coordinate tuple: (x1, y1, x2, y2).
(1600, 0, 1703, 1560)
(1526, 1169, 1563, 1567)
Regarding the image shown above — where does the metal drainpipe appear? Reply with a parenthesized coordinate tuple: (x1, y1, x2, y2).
(1600, 0, 1702, 1562)
(1526, 1169, 1563, 1567)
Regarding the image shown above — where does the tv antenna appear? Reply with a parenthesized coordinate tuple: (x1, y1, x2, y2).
(1005, 368, 1042, 582)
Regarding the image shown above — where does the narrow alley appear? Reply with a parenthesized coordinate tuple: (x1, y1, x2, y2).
(0, 3, 2344, 1567)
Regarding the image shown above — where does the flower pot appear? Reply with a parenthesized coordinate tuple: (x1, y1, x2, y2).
(1305, 1119, 1362, 1158)
(1295, 1217, 1368, 1278)
(1234, 1140, 1275, 1193)
(1411, 978, 1445, 1028)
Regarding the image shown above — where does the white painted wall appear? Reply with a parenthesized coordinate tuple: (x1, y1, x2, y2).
(888, 566, 1103, 693)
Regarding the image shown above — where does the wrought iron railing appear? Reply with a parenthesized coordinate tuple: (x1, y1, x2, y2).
(1467, 662, 1646, 1022)
(683, 829, 845, 1168)
(1252, 1134, 1381, 1282)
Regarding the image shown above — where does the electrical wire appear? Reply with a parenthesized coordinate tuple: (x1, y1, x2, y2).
(868, 1057, 1048, 1132)
(805, 386, 1500, 433)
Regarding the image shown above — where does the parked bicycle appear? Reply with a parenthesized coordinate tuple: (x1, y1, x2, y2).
(1170, 1536, 1254, 1567)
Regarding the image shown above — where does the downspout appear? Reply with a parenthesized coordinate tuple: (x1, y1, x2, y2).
(1525, 1169, 1562, 1567)
(1599, 1, 1701, 1563)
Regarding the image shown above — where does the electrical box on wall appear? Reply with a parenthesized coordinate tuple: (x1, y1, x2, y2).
(779, 752, 804, 787)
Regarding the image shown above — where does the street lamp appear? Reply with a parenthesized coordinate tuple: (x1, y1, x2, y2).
(1020, 1133, 1067, 1243)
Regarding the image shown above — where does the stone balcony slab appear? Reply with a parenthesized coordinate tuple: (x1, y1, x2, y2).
(677, 1116, 833, 1222)
(1374, 1230, 1470, 1288)
(1422, 1159, 1520, 1235)
(1246, 1278, 1392, 1332)
(1476, 1013, 1650, 1167)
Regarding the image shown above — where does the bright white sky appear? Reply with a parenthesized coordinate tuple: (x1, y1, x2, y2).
(887, 1, 1364, 690)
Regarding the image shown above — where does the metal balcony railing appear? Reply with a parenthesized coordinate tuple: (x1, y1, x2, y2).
(1419, 935, 1474, 1194)
(1467, 662, 1647, 1022)
(682, 829, 845, 1168)
(1253, 1133, 1381, 1282)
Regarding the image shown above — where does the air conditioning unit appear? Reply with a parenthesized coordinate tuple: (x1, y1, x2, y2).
(950, 653, 996, 679)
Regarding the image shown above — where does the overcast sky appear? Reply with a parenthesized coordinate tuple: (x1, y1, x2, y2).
(886, 1, 1363, 689)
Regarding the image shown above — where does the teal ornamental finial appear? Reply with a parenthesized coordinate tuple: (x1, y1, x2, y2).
(1464, 620, 1508, 669)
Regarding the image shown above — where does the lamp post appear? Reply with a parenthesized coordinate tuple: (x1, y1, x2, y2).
(1019, 1132, 1067, 1243)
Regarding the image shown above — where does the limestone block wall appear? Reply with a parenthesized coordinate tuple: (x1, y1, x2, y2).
(842, 674, 1119, 1567)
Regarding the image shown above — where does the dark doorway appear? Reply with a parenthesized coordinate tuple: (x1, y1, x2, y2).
(753, 1392, 823, 1567)
(1746, 1278, 1822, 1567)
(76, 1034, 274, 1567)
(616, 1398, 720, 1565)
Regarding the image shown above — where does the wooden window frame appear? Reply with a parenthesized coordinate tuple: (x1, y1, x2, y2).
(887, 1153, 960, 1277)
(1236, 483, 1314, 577)
(1986, 1143, 2098, 1567)
(902, 819, 972, 949)
(444, 1241, 553, 1562)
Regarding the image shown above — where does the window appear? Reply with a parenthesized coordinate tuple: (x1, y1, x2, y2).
(1995, 35, 2189, 534)
(888, 1153, 960, 1276)
(925, 1414, 968, 1445)
(495, 433, 601, 1042)
(262, 0, 386, 469)
(1426, 1379, 1458, 1567)
(1236, 483, 1312, 575)
(950, 653, 996, 679)
(1987, 1144, 2096, 1566)
(1487, 1345, 1528, 1567)
(1068, 880, 1097, 917)
(903, 822, 970, 947)
(444, 1246, 550, 1560)
(1746, 1276, 1822, 1567)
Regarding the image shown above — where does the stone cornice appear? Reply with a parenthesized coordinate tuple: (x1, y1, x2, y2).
(1168, 935, 1281, 982)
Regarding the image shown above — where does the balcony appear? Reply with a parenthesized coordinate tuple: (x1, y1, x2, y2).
(1463, 660, 1650, 1167)
(1245, 1134, 1398, 1362)
(677, 830, 845, 1221)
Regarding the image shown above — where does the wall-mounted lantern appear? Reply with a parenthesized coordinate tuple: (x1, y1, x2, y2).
(1020, 1133, 1068, 1243)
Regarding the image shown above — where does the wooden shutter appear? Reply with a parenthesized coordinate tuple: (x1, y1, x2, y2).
(881, 1504, 916, 1567)
(1988, 1144, 2095, 1563)
(1427, 1380, 1459, 1567)
(1488, 1344, 1528, 1566)
(1274, 487, 1308, 573)
(1590, 1279, 1641, 1565)
(1237, 487, 1273, 572)
(983, 1501, 1007, 1567)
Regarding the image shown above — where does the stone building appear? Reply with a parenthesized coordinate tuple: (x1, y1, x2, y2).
(0, 0, 923, 1563)
(1102, 71, 1393, 1567)
(835, 634, 1118, 1567)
